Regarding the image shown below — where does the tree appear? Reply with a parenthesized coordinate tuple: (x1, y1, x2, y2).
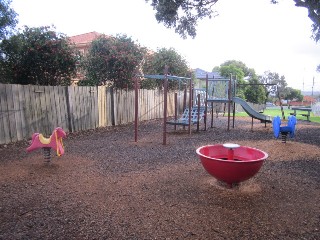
(259, 71, 288, 119)
(219, 60, 254, 77)
(142, 47, 190, 89)
(79, 34, 146, 89)
(284, 87, 303, 103)
(0, 26, 78, 85)
(259, 71, 277, 101)
(292, 0, 320, 42)
(259, 71, 287, 99)
(220, 64, 244, 79)
(213, 60, 250, 100)
(0, 0, 18, 40)
(147, 0, 320, 42)
(146, 0, 218, 39)
(244, 77, 267, 104)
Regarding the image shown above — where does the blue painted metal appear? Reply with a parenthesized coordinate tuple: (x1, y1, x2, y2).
(273, 116, 281, 138)
(272, 115, 297, 141)
(287, 115, 297, 138)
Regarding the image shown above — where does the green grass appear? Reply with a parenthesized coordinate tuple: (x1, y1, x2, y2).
(235, 108, 320, 123)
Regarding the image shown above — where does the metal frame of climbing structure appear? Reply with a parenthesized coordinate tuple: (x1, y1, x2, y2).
(197, 73, 234, 130)
(199, 73, 272, 131)
(134, 66, 193, 145)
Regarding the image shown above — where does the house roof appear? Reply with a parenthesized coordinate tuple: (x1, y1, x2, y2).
(68, 31, 102, 45)
(194, 68, 224, 79)
(303, 95, 317, 102)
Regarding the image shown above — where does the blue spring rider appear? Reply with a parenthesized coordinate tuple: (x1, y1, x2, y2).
(272, 115, 297, 143)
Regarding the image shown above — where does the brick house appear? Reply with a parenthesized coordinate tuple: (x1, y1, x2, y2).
(288, 95, 317, 107)
(68, 32, 102, 84)
(69, 31, 102, 56)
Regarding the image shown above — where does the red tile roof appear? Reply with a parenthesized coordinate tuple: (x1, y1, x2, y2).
(68, 31, 102, 45)
(303, 95, 317, 103)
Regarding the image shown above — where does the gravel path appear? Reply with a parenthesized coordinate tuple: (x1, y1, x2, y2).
(0, 117, 319, 239)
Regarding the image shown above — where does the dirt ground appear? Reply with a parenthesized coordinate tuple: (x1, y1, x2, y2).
(0, 116, 319, 240)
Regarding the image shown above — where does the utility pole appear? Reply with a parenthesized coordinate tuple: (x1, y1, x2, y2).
(312, 76, 315, 96)
(302, 67, 305, 91)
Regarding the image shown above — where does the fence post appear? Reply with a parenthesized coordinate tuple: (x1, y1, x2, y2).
(110, 87, 115, 126)
(65, 86, 73, 132)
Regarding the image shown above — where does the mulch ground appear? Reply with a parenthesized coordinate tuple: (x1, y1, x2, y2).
(0, 116, 319, 240)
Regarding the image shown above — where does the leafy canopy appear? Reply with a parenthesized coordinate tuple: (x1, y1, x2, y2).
(259, 70, 288, 101)
(292, 0, 320, 42)
(146, 0, 218, 39)
(213, 60, 249, 100)
(284, 87, 303, 102)
(142, 47, 190, 89)
(0, 26, 78, 85)
(79, 34, 146, 89)
(0, 0, 17, 40)
(214, 60, 270, 104)
(147, 0, 320, 42)
(244, 77, 267, 104)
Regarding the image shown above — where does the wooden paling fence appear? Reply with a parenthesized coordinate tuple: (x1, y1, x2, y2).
(0, 83, 265, 145)
(0, 83, 179, 145)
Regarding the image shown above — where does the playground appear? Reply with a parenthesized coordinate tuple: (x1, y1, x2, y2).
(0, 116, 319, 239)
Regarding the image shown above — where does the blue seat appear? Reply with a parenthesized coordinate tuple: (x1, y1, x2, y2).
(167, 106, 207, 126)
(272, 115, 297, 142)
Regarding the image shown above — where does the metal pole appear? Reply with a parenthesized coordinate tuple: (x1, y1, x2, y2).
(227, 74, 232, 131)
(183, 85, 187, 130)
(251, 117, 254, 132)
(197, 94, 200, 131)
(232, 77, 236, 128)
(163, 66, 169, 145)
(232, 102, 236, 128)
(205, 73, 208, 131)
(188, 77, 192, 135)
(183, 85, 187, 111)
(134, 75, 139, 142)
(174, 92, 178, 131)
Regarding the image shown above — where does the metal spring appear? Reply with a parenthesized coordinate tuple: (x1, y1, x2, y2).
(281, 132, 288, 143)
(43, 147, 51, 162)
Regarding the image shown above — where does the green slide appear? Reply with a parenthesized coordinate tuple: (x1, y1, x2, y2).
(233, 97, 272, 123)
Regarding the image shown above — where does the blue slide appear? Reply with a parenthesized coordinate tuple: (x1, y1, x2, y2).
(233, 97, 272, 123)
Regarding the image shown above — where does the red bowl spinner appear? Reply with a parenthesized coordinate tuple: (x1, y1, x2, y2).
(196, 144, 268, 185)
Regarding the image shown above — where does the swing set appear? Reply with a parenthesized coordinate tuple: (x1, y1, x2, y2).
(134, 66, 207, 145)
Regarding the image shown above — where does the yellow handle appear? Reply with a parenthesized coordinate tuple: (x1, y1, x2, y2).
(55, 131, 64, 157)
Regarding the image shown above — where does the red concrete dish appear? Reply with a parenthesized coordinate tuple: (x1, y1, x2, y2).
(196, 144, 268, 185)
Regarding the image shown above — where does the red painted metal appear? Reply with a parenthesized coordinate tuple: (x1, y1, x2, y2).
(196, 144, 268, 185)
(188, 76, 192, 135)
(205, 73, 208, 131)
(227, 74, 231, 131)
(163, 66, 168, 145)
(134, 76, 138, 142)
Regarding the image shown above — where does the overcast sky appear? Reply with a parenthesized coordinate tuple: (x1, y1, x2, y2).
(11, 0, 320, 91)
